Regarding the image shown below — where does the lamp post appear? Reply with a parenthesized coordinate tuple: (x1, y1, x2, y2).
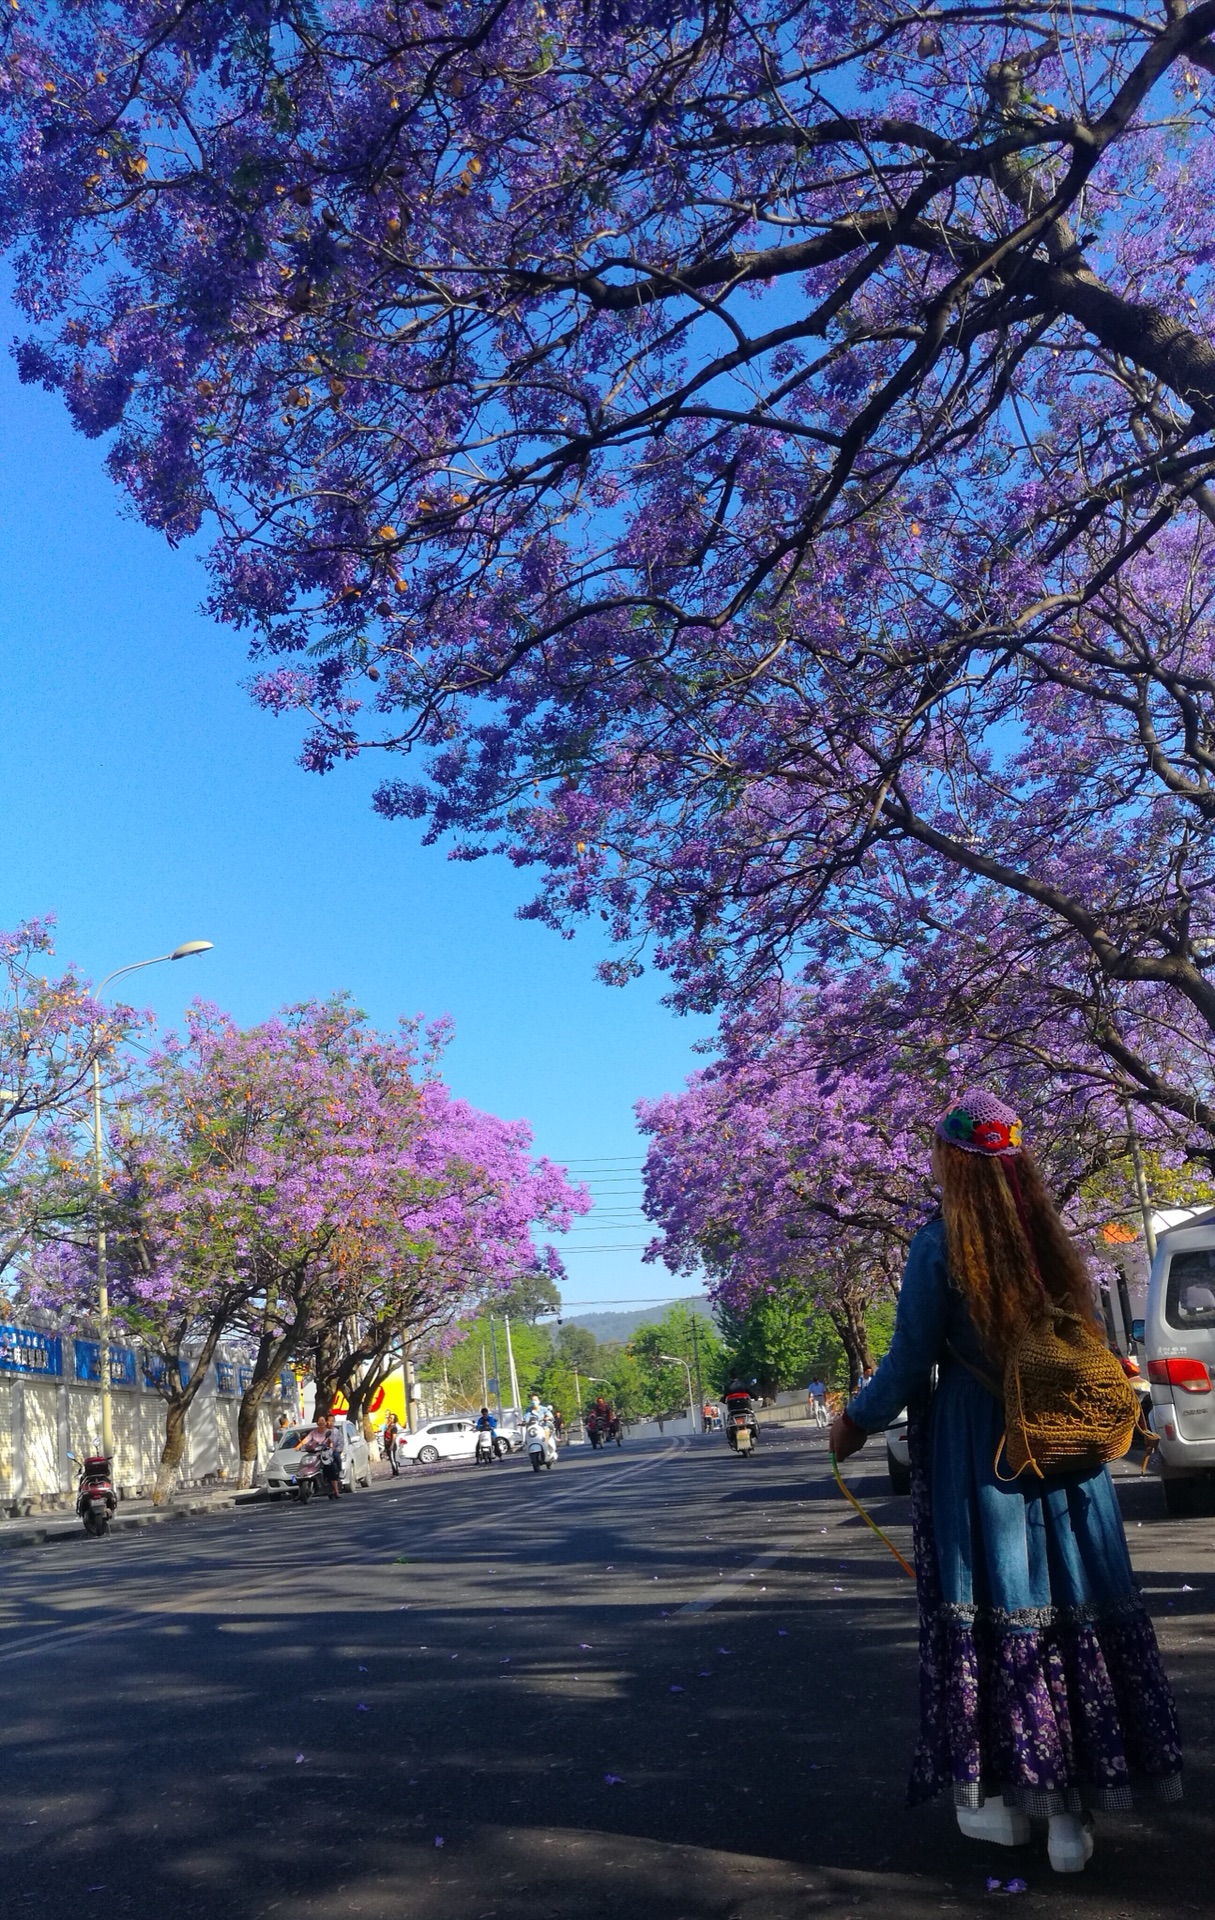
(660, 1353, 697, 1434)
(91, 940, 213, 1459)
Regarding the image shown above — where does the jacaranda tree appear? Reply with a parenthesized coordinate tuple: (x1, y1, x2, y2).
(6, 5, 1215, 1135)
(32, 994, 585, 1497)
(639, 974, 1165, 1383)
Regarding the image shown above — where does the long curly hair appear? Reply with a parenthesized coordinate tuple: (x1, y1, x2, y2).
(936, 1142, 1098, 1364)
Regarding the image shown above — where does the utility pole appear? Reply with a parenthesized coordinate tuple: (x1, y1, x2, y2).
(480, 1342, 489, 1408)
(691, 1313, 705, 1435)
(403, 1351, 417, 1432)
(504, 1312, 521, 1411)
(90, 1055, 113, 1459)
(1123, 1099, 1158, 1264)
(488, 1315, 504, 1419)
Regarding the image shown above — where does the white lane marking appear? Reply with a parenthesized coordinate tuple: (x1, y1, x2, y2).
(677, 1547, 785, 1613)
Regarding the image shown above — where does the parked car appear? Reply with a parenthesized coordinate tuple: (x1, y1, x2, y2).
(1138, 1209, 1215, 1514)
(398, 1414, 484, 1466)
(264, 1418, 371, 1496)
(885, 1410, 910, 1494)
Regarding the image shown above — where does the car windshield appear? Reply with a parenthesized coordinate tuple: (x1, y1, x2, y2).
(274, 1427, 310, 1449)
(1165, 1249, 1215, 1331)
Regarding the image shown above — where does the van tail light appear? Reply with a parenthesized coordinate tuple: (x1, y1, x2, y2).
(1147, 1358, 1213, 1394)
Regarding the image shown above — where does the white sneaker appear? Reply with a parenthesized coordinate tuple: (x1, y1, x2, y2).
(1047, 1813, 1094, 1873)
(957, 1803, 1032, 1847)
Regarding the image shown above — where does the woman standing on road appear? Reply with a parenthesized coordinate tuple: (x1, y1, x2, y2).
(830, 1089, 1181, 1875)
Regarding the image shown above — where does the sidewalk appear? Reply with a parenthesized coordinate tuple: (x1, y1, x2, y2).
(0, 1483, 271, 1551)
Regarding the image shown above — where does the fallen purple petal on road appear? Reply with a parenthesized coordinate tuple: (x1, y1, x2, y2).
(604, 1774, 624, 1785)
(295, 1754, 305, 1765)
(358, 1664, 368, 1672)
(357, 1703, 368, 1711)
(777, 1629, 788, 1636)
(986, 1878, 1002, 1893)
(1005, 1879, 1028, 1893)
(718, 1647, 731, 1654)
(434, 1837, 445, 1848)
(579, 1642, 593, 1649)
(670, 1684, 684, 1692)
(1181, 1584, 1195, 1592)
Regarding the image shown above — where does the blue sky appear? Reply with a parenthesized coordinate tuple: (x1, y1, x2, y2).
(0, 313, 711, 1311)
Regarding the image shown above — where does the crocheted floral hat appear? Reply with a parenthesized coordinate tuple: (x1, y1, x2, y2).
(936, 1087, 1024, 1157)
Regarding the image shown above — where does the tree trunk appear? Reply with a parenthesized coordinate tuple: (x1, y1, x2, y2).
(236, 1375, 277, 1487)
(310, 1322, 340, 1422)
(830, 1296, 873, 1396)
(235, 1294, 311, 1488)
(148, 1309, 231, 1505)
(152, 1397, 190, 1506)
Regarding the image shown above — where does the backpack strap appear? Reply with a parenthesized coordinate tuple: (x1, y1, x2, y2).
(944, 1339, 1001, 1399)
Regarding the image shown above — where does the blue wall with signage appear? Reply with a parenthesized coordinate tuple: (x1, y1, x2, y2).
(0, 1326, 63, 1377)
(142, 1354, 190, 1391)
(73, 1340, 138, 1388)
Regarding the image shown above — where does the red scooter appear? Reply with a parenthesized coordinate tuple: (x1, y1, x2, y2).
(75, 1454, 117, 1536)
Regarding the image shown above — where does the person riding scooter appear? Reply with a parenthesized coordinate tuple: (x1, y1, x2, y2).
(474, 1405, 505, 1463)
(524, 1392, 558, 1467)
(723, 1378, 759, 1453)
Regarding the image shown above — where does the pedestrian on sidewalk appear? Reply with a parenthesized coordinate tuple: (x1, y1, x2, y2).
(806, 1379, 828, 1427)
(382, 1412, 401, 1476)
(829, 1087, 1181, 1877)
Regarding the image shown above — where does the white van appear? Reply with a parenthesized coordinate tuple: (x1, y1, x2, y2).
(1140, 1208, 1215, 1513)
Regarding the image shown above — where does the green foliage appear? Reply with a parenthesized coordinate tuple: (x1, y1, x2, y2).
(715, 1287, 817, 1399)
(557, 1322, 597, 1371)
(596, 1344, 650, 1423)
(488, 1271, 562, 1323)
(420, 1308, 553, 1409)
(716, 1289, 899, 1398)
(628, 1303, 725, 1421)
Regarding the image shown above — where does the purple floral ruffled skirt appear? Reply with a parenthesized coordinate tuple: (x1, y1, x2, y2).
(907, 1399, 1182, 1815)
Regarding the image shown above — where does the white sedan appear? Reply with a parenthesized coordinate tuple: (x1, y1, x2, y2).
(398, 1415, 483, 1465)
(264, 1419, 371, 1494)
(885, 1410, 910, 1493)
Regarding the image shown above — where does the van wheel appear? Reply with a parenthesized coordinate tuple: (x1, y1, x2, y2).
(886, 1446, 911, 1495)
(1163, 1476, 1198, 1516)
(417, 1445, 439, 1465)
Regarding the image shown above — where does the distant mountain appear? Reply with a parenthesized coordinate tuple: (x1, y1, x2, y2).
(562, 1294, 717, 1346)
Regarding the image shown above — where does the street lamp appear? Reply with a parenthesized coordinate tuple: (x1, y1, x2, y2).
(92, 940, 214, 1458)
(659, 1353, 697, 1435)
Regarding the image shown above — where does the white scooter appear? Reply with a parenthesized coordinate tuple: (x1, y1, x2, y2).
(524, 1415, 557, 1473)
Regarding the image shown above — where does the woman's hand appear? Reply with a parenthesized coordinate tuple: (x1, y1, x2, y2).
(829, 1412, 867, 1461)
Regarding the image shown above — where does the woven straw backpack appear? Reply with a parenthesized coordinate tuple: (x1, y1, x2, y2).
(998, 1305, 1150, 1479)
(951, 1304, 1151, 1478)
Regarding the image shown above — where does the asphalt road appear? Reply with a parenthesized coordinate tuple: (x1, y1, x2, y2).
(2, 1424, 1213, 1920)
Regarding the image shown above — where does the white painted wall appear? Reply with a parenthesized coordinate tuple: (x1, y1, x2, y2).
(0, 1356, 291, 1507)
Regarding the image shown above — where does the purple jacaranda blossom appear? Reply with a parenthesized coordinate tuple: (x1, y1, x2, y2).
(26, 994, 586, 1499)
(5, 6, 1215, 1170)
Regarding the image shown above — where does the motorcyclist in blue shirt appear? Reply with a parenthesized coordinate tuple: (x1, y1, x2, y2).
(474, 1404, 505, 1460)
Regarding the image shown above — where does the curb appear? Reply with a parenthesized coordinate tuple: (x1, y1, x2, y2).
(0, 1488, 273, 1552)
